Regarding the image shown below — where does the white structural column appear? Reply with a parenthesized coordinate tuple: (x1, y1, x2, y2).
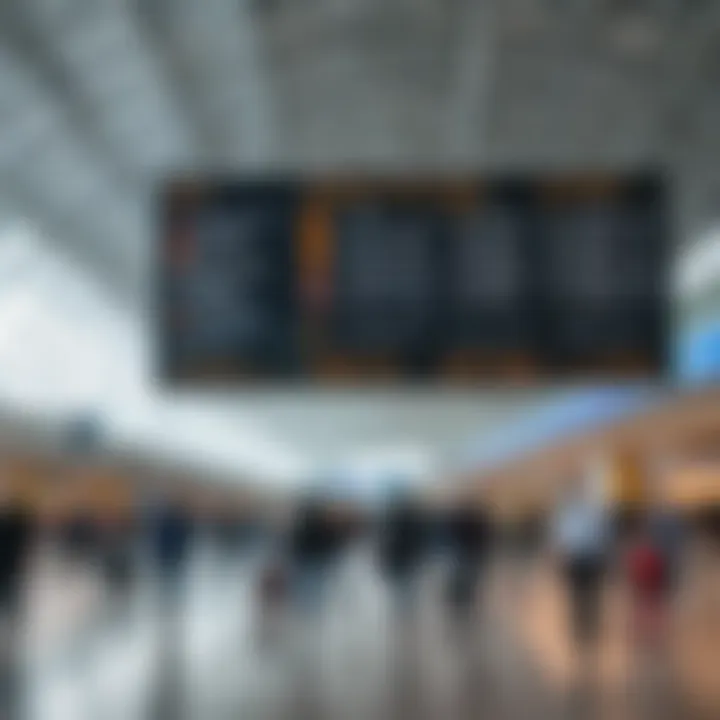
(4, 0, 199, 305)
(0, 46, 139, 297)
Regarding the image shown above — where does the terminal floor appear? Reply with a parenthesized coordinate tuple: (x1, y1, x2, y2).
(13, 542, 720, 720)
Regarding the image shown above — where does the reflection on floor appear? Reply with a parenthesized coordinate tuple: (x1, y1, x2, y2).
(12, 541, 720, 720)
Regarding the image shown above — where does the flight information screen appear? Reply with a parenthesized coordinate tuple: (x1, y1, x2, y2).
(158, 174, 668, 384)
(159, 181, 299, 379)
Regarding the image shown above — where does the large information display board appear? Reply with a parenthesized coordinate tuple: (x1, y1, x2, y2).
(158, 174, 668, 383)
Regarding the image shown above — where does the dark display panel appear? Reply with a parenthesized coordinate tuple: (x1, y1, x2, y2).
(159, 181, 299, 379)
(445, 185, 535, 356)
(533, 177, 667, 372)
(330, 202, 446, 371)
(158, 174, 668, 383)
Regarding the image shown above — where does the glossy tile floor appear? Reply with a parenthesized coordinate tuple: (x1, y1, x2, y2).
(7, 540, 720, 720)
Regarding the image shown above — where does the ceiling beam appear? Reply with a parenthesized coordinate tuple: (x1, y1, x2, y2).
(137, 0, 278, 167)
(2, 0, 197, 185)
(443, 0, 499, 163)
(0, 20, 146, 305)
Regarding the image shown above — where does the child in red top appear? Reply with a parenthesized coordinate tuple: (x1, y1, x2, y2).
(626, 522, 669, 649)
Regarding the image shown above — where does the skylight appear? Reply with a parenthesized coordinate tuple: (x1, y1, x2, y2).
(0, 218, 307, 485)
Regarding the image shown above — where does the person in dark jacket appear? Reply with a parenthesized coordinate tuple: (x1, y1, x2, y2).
(143, 495, 194, 718)
(445, 503, 493, 622)
(378, 494, 427, 615)
(0, 498, 34, 622)
(288, 498, 336, 614)
(0, 490, 33, 720)
(147, 498, 194, 608)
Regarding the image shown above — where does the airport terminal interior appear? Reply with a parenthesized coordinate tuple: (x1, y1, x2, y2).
(0, 1, 719, 718)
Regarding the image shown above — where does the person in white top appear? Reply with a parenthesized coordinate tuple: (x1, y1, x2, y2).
(552, 473, 611, 677)
(553, 486, 609, 560)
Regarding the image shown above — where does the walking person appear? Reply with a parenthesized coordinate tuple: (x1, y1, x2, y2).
(551, 477, 611, 699)
(0, 483, 35, 717)
(445, 502, 493, 628)
(377, 492, 428, 714)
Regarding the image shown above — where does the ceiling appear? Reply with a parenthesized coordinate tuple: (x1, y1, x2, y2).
(0, 0, 718, 303)
(0, 0, 718, 486)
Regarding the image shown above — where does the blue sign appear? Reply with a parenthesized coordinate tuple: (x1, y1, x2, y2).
(461, 384, 659, 474)
(677, 321, 720, 383)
